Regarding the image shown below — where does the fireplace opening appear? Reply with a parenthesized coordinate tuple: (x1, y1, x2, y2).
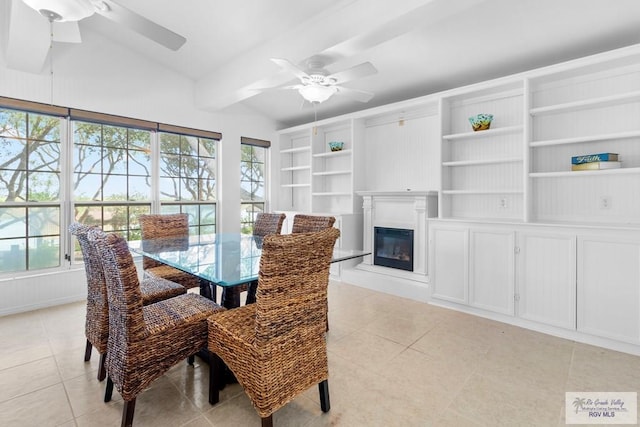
(374, 227, 414, 271)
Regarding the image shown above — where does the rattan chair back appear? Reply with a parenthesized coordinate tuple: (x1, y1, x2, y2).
(69, 222, 109, 354)
(139, 213, 189, 270)
(89, 230, 148, 346)
(291, 214, 336, 234)
(253, 212, 285, 238)
(255, 227, 339, 345)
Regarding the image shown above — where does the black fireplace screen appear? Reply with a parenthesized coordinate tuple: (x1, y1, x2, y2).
(374, 227, 414, 271)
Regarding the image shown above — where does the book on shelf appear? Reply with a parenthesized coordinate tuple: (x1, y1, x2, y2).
(571, 153, 618, 164)
(571, 161, 621, 171)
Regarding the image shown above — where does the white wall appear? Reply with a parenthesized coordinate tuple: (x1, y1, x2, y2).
(0, 29, 278, 314)
(362, 113, 440, 192)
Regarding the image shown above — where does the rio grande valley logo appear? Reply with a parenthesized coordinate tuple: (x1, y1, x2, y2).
(566, 392, 637, 424)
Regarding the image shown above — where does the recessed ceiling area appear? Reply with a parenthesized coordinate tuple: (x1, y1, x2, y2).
(3, 0, 640, 128)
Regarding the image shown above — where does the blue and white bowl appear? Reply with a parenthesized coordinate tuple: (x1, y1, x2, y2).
(328, 141, 344, 151)
(468, 113, 493, 131)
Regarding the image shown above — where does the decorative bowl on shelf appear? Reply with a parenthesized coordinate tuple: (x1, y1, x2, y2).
(468, 113, 493, 131)
(328, 141, 344, 151)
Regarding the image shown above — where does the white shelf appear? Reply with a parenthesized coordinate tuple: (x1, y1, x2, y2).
(281, 165, 311, 172)
(530, 167, 640, 178)
(312, 192, 351, 196)
(312, 170, 352, 176)
(281, 183, 310, 188)
(280, 146, 311, 154)
(442, 125, 523, 141)
(443, 157, 522, 167)
(313, 149, 352, 158)
(530, 90, 640, 116)
(442, 189, 523, 195)
(530, 129, 640, 147)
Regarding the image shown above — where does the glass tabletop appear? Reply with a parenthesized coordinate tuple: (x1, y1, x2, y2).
(128, 233, 370, 287)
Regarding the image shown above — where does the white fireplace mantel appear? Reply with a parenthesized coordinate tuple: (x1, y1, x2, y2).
(356, 190, 438, 280)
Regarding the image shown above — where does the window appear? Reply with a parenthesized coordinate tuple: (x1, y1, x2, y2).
(0, 97, 222, 275)
(72, 121, 153, 252)
(159, 130, 218, 234)
(0, 108, 64, 273)
(240, 137, 269, 234)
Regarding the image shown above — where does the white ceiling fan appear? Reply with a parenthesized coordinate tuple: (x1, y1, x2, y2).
(20, 0, 186, 51)
(270, 57, 377, 104)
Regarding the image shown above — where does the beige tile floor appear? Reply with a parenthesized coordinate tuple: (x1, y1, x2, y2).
(1, 281, 639, 426)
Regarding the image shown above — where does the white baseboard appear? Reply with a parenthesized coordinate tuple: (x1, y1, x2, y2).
(0, 268, 87, 316)
(429, 298, 640, 357)
(340, 265, 430, 302)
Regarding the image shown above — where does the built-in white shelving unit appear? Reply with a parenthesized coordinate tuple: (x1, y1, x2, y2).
(277, 118, 366, 215)
(439, 81, 525, 222)
(527, 50, 640, 226)
(278, 131, 311, 211)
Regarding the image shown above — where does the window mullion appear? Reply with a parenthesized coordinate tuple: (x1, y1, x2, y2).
(151, 131, 160, 214)
(61, 116, 73, 265)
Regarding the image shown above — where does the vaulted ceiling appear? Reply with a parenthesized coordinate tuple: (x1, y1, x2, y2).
(4, 0, 640, 128)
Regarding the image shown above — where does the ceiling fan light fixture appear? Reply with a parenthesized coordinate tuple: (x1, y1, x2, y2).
(22, 0, 96, 22)
(298, 85, 337, 104)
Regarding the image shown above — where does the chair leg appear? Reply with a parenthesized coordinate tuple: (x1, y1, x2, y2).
(221, 287, 241, 309)
(188, 355, 195, 365)
(246, 281, 257, 304)
(199, 279, 217, 301)
(121, 398, 136, 427)
(326, 305, 330, 332)
(104, 377, 114, 402)
(319, 380, 330, 413)
(97, 352, 107, 381)
(209, 352, 224, 404)
(84, 339, 92, 361)
(209, 352, 227, 405)
(261, 415, 273, 427)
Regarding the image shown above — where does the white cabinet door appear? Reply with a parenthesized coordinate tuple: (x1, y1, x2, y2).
(469, 229, 515, 315)
(430, 225, 468, 304)
(517, 231, 576, 329)
(577, 235, 640, 344)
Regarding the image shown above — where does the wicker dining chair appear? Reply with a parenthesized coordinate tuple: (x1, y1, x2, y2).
(88, 229, 225, 427)
(208, 227, 340, 427)
(245, 212, 286, 304)
(139, 213, 200, 290)
(69, 222, 187, 382)
(291, 214, 336, 233)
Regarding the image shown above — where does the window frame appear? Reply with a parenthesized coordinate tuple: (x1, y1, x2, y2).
(157, 130, 220, 235)
(0, 107, 68, 275)
(240, 137, 270, 234)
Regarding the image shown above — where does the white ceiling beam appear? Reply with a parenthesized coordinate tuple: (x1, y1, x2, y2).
(194, 0, 486, 112)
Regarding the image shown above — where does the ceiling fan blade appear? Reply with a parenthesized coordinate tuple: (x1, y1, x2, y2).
(95, 1, 186, 51)
(335, 86, 374, 103)
(327, 62, 377, 85)
(52, 21, 82, 43)
(270, 58, 311, 81)
(6, 0, 50, 73)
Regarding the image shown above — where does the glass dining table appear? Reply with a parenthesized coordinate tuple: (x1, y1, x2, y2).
(128, 233, 370, 308)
